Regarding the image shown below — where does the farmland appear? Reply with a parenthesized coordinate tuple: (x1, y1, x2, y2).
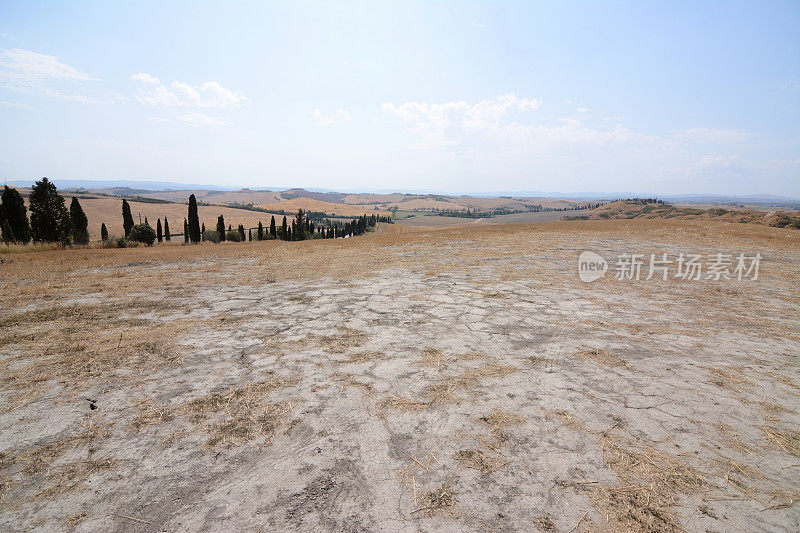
(1, 218, 798, 531)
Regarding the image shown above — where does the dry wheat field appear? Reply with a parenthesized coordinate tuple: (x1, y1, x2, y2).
(0, 219, 798, 532)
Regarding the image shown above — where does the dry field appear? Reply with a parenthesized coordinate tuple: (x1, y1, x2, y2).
(0, 219, 798, 532)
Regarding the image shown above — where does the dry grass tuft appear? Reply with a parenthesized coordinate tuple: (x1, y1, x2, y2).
(333, 372, 376, 396)
(179, 377, 297, 447)
(64, 513, 89, 527)
(18, 425, 111, 476)
(413, 485, 457, 517)
(533, 515, 557, 531)
(575, 348, 629, 368)
(1, 300, 196, 413)
(560, 414, 707, 532)
(338, 351, 383, 365)
(381, 363, 519, 413)
(35, 458, 116, 499)
(419, 347, 444, 369)
(130, 397, 175, 431)
(706, 366, 754, 390)
(458, 364, 519, 385)
(479, 409, 526, 443)
(454, 449, 508, 474)
(315, 328, 369, 354)
(760, 426, 800, 457)
(0, 423, 116, 501)
(713, 423, 755, 455)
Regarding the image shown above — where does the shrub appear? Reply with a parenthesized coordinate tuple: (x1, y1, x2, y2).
(226, 229, 243, 242)
(202, 229, 221, 243)
(128, 223, 156, 246)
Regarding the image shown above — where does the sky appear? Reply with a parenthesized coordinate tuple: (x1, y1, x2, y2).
(0, 0, 798, 196)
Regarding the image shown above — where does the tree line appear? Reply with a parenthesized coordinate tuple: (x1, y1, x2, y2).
(1, 178, 90, 245)
(1, 182, 392, 248)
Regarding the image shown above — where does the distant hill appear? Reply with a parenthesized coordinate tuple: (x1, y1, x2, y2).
(563, 199, 800, 229)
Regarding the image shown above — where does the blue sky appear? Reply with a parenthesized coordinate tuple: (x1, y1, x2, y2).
(0, 1, 798, 195)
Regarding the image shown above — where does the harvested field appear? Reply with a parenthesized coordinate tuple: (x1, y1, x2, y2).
(0, 219, 798, 531)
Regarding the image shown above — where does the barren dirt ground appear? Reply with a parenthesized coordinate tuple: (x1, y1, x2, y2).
(1, 220, 798, 532)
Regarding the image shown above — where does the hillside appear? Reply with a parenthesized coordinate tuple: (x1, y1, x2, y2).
(564, 199, 800, 228)
(74, 187, 584, 217)
(15, 193, 319, 240)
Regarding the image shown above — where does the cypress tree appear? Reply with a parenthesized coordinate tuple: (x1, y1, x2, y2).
(248, 228, 252, 241)
(1, 220, 13, 243)
(122, 199, 134, 237)
(69, 197, 89, 245)
(29, 178, 71, 244)
(238, 224, 245, 241)
(0, 185, 31, 243)
(164, 217, 170, 241)
(144, 216, 149, 226)
(183, 218, 188, 243)
(101, 223, 109, 241)
(156, 218, 163, 242)
(187, 194, 201, 243)
(294, 209, 305, 241)
(216, 215, 226, 241)
(281, 216, 288, 241)
(257, 221, 263, 241)
(270, 216, 276, 238)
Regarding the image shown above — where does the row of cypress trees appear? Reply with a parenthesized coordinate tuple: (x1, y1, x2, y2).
(0, 179, 89, 245)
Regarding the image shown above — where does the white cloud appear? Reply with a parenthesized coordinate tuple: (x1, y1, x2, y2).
(0, 100, 32, 109)
(381, 94, 543, 148)
(576, 107, 589, 114)
(176, 112, 229, 127)
(673, 128, 752, 144)
(131, 73, 249, 108)
(313, 108, 351, 127)
(379, 94, 660, 154)
(0, 48, 96, 101)
(693, 154, 750, 174)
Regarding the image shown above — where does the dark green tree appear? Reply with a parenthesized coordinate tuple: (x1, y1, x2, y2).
(281, 216, 288, 241)
(69, 197, 89, 245)
(216, 215, 226, 242)
(29, 178, 71, 244)
(101, 223, 109, 241)
(1, 220, 13, 243)
(156, 218, 163, 242)
(257, 221, 263, 241)
(248, 228, 252, 241)
(0, 185, 31, 243)
(129, 223, 156, 245)
(294, 209, 306, 241)
(183, 218, 189, 243)
(270, 216, 276, 238)
(164, 217, 170, 241)
(144, 216, 149, 226)
(238, 224, 245, 241)
(122, 199, 134, 237)
(187, 194, 201, 243)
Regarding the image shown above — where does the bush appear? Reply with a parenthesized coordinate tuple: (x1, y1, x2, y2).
(202, 229, 221, 243)
(128, 223, 156, 246)
(226, 229, 243, 242)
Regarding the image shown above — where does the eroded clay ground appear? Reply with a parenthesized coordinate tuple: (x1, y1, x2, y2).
(1, 220, 798, 532)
